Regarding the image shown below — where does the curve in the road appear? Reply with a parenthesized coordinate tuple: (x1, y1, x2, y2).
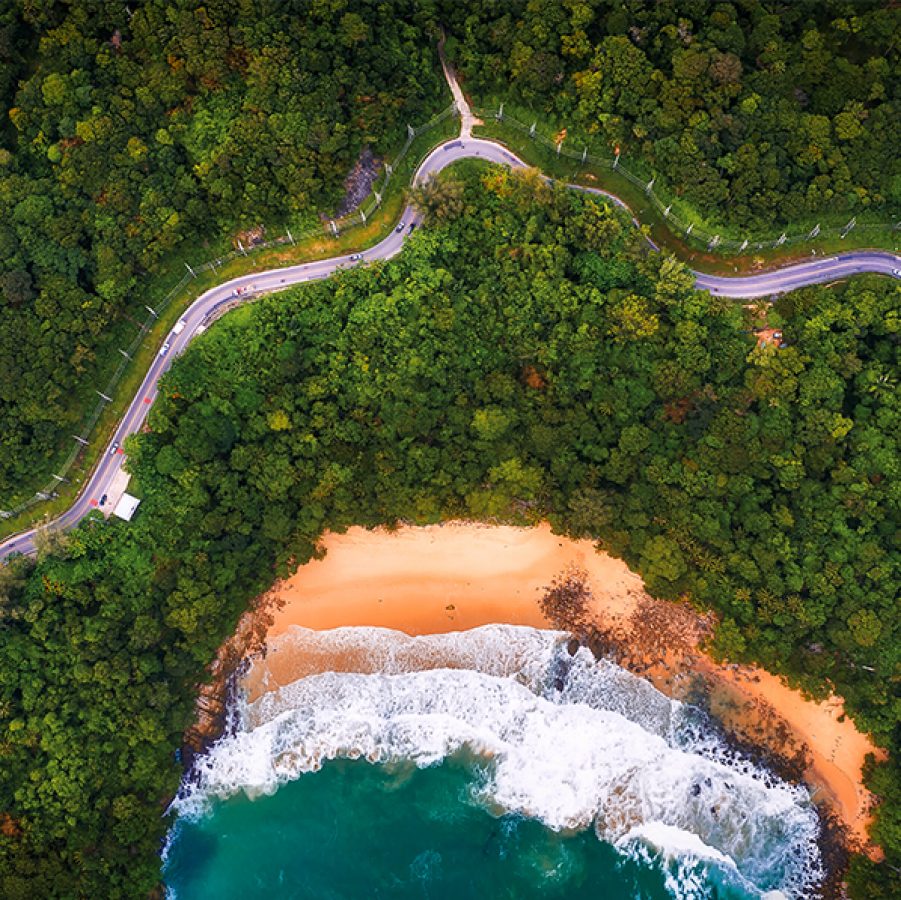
(2, 137, 899, 560)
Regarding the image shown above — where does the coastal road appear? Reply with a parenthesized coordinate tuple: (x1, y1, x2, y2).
(1, 137, 898, 561)
(694, 251, 901, 298)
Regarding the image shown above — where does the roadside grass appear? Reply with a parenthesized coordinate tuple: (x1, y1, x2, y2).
(5, 102, 899, 542)
(471, 100, 900, 275)
(0, 113, 460, 542)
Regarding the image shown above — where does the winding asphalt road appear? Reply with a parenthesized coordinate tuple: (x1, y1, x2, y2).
(1, 137, 898, 561)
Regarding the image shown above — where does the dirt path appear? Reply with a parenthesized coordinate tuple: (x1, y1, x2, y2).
(439, 35, 481, 139)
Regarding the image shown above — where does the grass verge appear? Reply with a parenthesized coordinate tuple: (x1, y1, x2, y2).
(472, 105, 900, 275)
(0, 113, 460, 542)
(5, 106, 899, 541)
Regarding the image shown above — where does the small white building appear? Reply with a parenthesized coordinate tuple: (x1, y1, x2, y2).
(112, 492, 141, 522)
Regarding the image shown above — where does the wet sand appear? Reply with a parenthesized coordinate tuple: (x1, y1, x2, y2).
(245, 521, 884, 856)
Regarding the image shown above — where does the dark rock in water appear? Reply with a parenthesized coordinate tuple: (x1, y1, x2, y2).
(549, 647, 573, 693)
(691, 783, 701, 797)
(566, 637, 580, 657)
(587, 633, 614, 661)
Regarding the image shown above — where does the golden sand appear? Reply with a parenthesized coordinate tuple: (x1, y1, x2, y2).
(248, 521, 884, 854)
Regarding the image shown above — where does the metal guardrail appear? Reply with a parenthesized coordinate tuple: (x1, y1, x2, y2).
(8, 97, 893, 524)
(0, 103, 460, 523)
(473, 104, 901, 253)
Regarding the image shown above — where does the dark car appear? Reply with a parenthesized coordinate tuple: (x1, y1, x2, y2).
(407, 223, 416, 233)
(100, 494, 108, 506)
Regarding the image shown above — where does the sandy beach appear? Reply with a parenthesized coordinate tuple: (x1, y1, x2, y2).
(246, 521, 884, 856)
(262, 522, 641, 637)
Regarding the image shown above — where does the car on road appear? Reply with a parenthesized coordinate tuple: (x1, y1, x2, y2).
(100, 494, 108, 506)
(350, 253, 363, 261)
(395, 221, 405, 233)
(159, 340, 171, 357)
(109, 442, 119, 456)
(172, 319, 187, 335)
(892, 268, 901, 278)
(407, 223, 416, 233)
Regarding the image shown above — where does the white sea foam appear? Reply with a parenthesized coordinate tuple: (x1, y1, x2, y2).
(173, 625, 823, 898)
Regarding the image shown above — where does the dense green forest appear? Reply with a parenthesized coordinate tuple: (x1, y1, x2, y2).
(0, 0, 442, 503)
(441, 0, 901, 231)
(1, 165, 897, 896)
(4, 0, 900, 506)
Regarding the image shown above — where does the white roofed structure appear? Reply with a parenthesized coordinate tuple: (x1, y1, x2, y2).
(112, 492, 141, 522)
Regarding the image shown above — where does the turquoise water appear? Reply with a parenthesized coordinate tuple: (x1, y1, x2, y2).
(166, 758, 714, 899)
(164, 625, 823, 899)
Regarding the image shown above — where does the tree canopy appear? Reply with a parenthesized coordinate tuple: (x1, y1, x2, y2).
(441, 0, 901, 231)
(0, 0, 443, 502)
(1, 163, 898, 896)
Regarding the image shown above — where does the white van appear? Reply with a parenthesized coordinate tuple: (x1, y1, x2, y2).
(172, 319, 187, 335)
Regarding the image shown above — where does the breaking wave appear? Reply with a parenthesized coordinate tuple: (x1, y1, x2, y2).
(171, 625, 822, 898)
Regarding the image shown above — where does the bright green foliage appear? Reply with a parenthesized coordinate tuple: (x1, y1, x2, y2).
(0, 0, 443, 500)
(1, 166, 898, 895)
(441, 0, 901, 229)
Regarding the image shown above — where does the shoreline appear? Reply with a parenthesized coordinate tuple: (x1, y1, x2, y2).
(236, 521, 884, 864)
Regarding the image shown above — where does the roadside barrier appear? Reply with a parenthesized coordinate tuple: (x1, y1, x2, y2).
(6, 98, 896, 525)
(473, 104, 901, 254)
(0, 103, 460, 523)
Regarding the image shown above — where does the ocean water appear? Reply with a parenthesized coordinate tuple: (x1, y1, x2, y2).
(164, 626, 823, 900)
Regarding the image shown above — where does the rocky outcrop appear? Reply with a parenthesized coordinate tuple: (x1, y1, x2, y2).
(332, 148, 383, 220)
(183, 588, 283, 753)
